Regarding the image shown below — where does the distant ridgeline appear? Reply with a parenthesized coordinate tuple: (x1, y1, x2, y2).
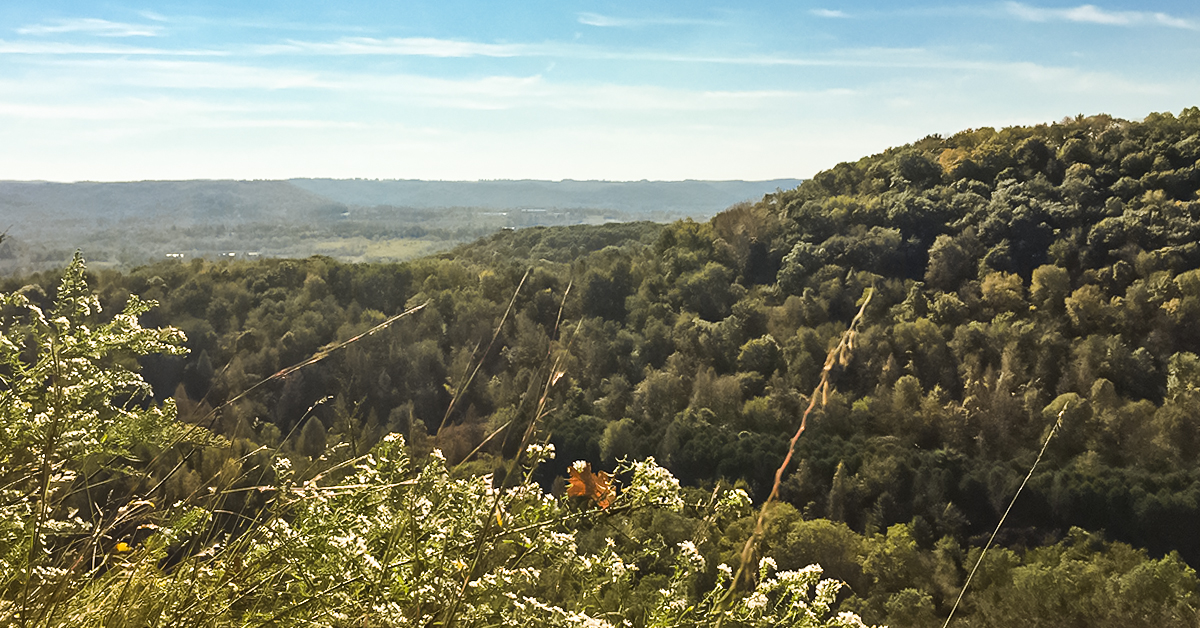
(0, 178, 800, 273)
(287, 178, 803, 213)
(4, 109, 1200, 625)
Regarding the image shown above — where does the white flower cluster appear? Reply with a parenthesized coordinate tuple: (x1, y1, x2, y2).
(620, 457, 684, 511)
(678, 540, 705, 571)
(525, 442, 556, 465)
(723, 562, 876, 628)
(715, 487, 752, 517)
(667, 554, 877, 628)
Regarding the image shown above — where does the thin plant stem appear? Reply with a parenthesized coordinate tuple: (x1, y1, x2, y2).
(437, 269, 530, 435)
(940, 405, 1067, 628)
(716, 288, 871, 619)
(22, 321, 66, 628)
(440, 274, 574, 628)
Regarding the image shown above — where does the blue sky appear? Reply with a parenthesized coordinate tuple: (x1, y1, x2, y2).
(1, 1, 1198, 181)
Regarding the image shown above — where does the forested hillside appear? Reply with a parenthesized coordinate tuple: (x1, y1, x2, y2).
(5, 109, 1200, 626)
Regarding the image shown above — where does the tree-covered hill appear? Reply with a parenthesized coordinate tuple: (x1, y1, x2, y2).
(5, 108, 1200, 626)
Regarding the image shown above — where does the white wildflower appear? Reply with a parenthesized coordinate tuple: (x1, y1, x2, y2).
(758, 556, 777, 576)
(678, 540, 705, 571)
(566, 612, 615, 628)
(525, 442, 555, 464)
(622, 457, 684, 511)
(744, 591, 768, 610)
(835, 611, 871, 627)
(608, 555, 628, 580)
(716, 487, 752, 515)
(717, 562, 733, 582)
(816, 577, 842, 604)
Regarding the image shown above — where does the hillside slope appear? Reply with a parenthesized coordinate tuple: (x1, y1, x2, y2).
(0, 179, 344, 233)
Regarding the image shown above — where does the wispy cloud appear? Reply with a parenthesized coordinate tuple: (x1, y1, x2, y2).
(251, 35, 979, 70)
(132, 11, 370, 33)
(13, 27, 1157, 82)
(0, 40, 226, 56)
(12, 52, 853, 113)
(577, 12, 724, 27)
(0, 33, 933, 67)
(1004, 2, 1197, 29)
(996, 60, 1179, 96)
(0, 98, 258, 121)
(811, 9, 850, 19)
(17, 18, 164, 37)
(47, 58, 328, 90)
(256, 36, 533, 57)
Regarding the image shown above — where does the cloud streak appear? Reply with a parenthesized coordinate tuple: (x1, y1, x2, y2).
(44, 58, 329, 90)
(246, 35, 1028, 73)
(8, 27, 1185, 88)
(811, 9, 850, 19)
(21, 44, 1176, 116)
(577, 12, 724, 27)
(0, 40, 226, 56)
(17, 18, 164, 37)
(0, 33, 965, 68)
(1005, 3, 1197, 29)
(256, 37, 532, 57)
(3, 52, 859, 114)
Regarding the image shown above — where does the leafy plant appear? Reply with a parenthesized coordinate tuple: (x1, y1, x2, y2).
(0, 252, 190, 624)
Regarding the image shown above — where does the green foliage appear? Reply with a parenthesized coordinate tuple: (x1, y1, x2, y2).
(8, 108, 1200, 626)
(0, 253, 193, 621)
(0, 261, 876, 628)
(964, 529, 1199, 627)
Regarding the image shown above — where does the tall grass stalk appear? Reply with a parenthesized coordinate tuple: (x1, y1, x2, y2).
(718, 288, 872, 616)
(939, 404, 1067, 627)
(442, 273, 573, 628)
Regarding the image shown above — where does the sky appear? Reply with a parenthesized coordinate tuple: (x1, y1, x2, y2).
(1, 1, 1198, 182)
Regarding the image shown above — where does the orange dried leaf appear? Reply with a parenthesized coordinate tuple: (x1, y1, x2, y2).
(567, 462, 614, 509)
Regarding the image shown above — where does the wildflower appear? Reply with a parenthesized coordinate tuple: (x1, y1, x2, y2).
(744, 591, 768, 610)
(716, 488, 752, 515)
(622, 458, 684, 511)
(525, 442, 555, 464)
(758, 556, 778, 579)
(678, 540, 705, 571)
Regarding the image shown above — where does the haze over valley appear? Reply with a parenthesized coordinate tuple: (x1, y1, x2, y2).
(0, 178, 799, 273)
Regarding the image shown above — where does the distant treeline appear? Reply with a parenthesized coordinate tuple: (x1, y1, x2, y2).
(0, 178, 796, 273)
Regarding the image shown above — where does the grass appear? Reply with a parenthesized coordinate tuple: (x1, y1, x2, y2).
(310, 236, 455, 263)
